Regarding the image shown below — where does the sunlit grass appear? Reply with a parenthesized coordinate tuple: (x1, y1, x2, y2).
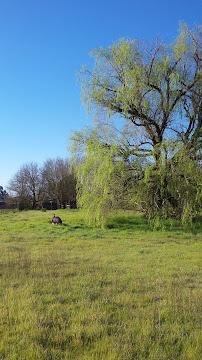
(0, 210, 201, 359)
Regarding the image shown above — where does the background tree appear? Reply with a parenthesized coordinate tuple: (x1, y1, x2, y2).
(41, 158, 76, 208)
(9, 162, 41, 210)
(8, 159, 77, 210)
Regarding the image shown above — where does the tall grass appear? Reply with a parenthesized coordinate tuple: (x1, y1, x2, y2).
(0, 210, 201, 359)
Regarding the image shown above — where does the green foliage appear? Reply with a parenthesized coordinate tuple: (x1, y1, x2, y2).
(168, 151, 202, 223)
(73, 131, 202, 226)
(76, 139, 137, 227)
(136, 144, 202, 222)
(173, 23, 189, 60)
(77, 140, 116, 226)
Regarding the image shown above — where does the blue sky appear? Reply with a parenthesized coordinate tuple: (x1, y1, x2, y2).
(0, 0, 201, 188)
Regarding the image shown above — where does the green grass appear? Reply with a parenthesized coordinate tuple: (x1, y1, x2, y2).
(0, 210, 201, 360)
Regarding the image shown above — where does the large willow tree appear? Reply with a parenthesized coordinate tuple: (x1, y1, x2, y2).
(77, 25, 202, 224)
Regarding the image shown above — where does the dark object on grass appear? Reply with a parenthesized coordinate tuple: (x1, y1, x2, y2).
(52, 214, 62, 225)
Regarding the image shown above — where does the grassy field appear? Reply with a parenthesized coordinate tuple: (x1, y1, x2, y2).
(0, 210, 201, 360)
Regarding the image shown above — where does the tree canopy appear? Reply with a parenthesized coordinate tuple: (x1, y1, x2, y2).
(81, 24, 202, 162)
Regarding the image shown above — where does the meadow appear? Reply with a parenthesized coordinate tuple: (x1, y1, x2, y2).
(0, 210, 201, 360)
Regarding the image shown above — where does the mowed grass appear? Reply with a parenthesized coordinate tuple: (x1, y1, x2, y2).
(0, 210, 201, 360)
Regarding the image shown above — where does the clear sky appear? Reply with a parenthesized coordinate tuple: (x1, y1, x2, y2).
(0, 0, 201, 188)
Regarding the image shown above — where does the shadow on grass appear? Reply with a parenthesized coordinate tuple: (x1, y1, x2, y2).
(106, 214, 149, 231)
(62, 223, 86, 231)
(106, 213, 202, 234)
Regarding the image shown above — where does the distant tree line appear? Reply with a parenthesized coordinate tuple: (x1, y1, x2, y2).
(7, 158, 76, 210)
